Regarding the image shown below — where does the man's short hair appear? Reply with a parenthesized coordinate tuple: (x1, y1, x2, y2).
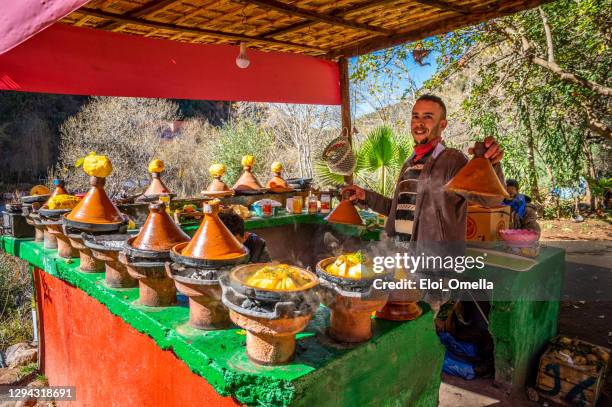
(416, 94, 447, 119)
(219, 211, 245, 237)
(506, 179, 520, 190)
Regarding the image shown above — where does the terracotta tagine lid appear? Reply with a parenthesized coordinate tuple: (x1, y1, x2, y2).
(48, 179, 68, 200)
(325, 193, 363, 226)
(266, 162, 293, 192)
(142, 159, 172, 198)
(66, 153, 123, 224)
(232, 155, 264, 191)
(178, 200, 248, 260)
(66, 176, 123, 224)
(445, 141, 509, 198)
(202, 164, 234, 197)
(130, 202, 190, 251)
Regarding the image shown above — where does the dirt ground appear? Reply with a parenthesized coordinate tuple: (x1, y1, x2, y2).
(540, 218, 612, 241)
(446, 218, 612, 406)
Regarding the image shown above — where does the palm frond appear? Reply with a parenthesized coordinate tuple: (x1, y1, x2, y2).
(313, 159, 346, 188)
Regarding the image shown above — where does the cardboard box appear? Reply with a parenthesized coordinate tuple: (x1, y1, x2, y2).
(466, 204, 510, 241)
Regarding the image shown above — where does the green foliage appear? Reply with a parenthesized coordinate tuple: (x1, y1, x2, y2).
(587, 177, 612, 197)
(0, 254, 32, 351)
(542, 199, 576, 219)
(314, 126, 411, 196)
(19, 362, 38, 376)
(212, 119, 275, 185)
(313, 159, 345, 187)
(355, 126, 411, 196)
(352, 0, 611, 208)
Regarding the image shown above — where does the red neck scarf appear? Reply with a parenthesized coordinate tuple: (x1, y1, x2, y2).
(413, 137, 441, 162)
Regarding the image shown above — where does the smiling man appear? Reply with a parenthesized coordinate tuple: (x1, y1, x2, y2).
(344, 94, 505, 242)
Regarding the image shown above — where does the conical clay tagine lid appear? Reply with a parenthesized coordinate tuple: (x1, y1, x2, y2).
(179, 200, 248, 260)
(142, 159, 172, 198)
(202, 164, 234, 197)
(66, 153, 123, 224)
(130, 202, 190, 252)
(48, 179, 68, 200)
(232, 155, 264, 191)
(266, 162, 293, 192)
(325, 198, 363, 226)
(445, 141, 509, 198)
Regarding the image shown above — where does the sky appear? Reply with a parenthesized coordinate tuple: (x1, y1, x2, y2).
(350, 46, 440, 117)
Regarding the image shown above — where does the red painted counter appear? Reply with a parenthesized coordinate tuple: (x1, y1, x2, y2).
(34, 268, 240, 407)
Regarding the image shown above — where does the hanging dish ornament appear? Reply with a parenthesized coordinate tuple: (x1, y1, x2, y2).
(321, 128, 356, 176)
(412, 42, 431, 66)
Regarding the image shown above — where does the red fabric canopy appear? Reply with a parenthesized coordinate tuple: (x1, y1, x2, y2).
(0, 24, 341, 104)
(0, 0, 90, 55)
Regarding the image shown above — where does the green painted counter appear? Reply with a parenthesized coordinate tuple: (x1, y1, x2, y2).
(1, 217, 565, 401)
(1, 236, 443, 406)
(476, 247, 565, 392)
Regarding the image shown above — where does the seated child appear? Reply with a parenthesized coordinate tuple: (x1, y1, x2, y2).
(503, 179, 540, 235)
(219, 211, 272, 263)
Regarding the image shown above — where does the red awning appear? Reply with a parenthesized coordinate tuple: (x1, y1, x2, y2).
(0, 0, 90, 55)
(0, 24, 340, 104)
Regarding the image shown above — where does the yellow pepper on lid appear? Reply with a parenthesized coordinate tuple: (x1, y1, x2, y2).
(241, 155, 255, 167)
(76, 152, 113, 178)
(148, 159, 165, 174)
(209, 163, 226, 178)
(271, 162, 283, 173)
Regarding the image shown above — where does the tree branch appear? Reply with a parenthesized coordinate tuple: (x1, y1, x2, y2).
(538, 7, 555, 63)
(530, 56, 612, 96)
(581, 101, 612, 140)
(502, 26, 612, 97)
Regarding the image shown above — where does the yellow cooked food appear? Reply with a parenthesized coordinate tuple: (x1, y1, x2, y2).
(47, 194, 80, 210)
(241, 155, 255, 167)
(325, 251, 373, 279)
(209, 163, 226, 178)
(245, 264, 311, 290)
(148, 159, 165, 174)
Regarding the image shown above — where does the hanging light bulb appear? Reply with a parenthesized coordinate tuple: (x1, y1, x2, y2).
(235, 42, 250, 69)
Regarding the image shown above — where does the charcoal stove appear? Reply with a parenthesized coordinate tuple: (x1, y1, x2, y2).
(120, 201, 190, 307)
(39, 209, 77, 258)
(220, 263, 319, 365)
(25, 213, 46, 244)
(316, 257, 393, 343)
(165, 259, 234, 330)
(167, 200, 249, 328)
(83, 233, 136, 288)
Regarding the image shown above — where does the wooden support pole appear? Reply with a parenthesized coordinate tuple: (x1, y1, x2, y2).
(339, 57, 353, 184)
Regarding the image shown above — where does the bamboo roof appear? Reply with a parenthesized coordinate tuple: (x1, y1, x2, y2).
(61, 0, 547, 59)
